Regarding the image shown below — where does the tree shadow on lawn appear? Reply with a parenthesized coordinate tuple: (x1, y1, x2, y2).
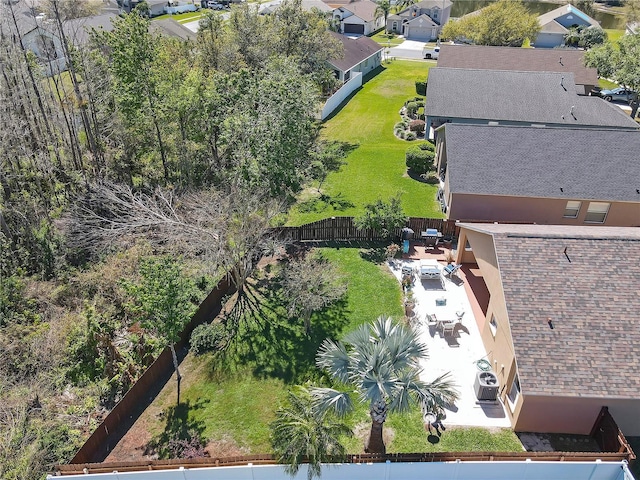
(145, 399, 209, 459)
(226, 295, 350, 384)
(321, 65, 386, 122)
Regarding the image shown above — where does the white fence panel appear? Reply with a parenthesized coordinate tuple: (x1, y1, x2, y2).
(321, 71, 363, 120)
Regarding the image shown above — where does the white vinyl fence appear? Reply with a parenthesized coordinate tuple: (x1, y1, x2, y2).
(321, 71, 363, 120)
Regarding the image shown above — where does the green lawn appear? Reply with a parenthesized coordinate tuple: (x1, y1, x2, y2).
(370, 31, 405, 47)
(599, 78, 619, 89)
(153, 10, 205, 22)
(287, 61, 443, 226)
(604, 28, 625, 45)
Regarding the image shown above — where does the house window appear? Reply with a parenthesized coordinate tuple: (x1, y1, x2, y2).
(507, 373, 521, 409)
(344, 70, 351, 82)
(392, 20, 398, 31)
(489, 315, 498, 337)
(563, 200, 581, 218)
(584, 202, 610, 223)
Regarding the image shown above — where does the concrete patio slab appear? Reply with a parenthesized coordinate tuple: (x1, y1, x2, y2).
(388, 256, 511, 429)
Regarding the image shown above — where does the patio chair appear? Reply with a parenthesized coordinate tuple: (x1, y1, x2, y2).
(442, 319, 458, 336)
(443, 263, 461, 279)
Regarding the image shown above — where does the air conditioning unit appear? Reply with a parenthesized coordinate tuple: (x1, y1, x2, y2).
(474, 371, 499, 401)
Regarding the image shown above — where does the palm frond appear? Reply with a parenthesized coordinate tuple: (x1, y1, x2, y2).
(412, 372, 459, 412)
(343, 322, 372, 351)
(384, 325, 429, 370)
(369, 315, 398, 342)
(309, 387, 353, 417)
(316, 339, 351, 383)
(359, 362, 398, 405)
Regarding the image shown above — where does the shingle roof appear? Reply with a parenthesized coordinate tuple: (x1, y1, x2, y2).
(443, 123, 640, 202)
(538, 3, 599, 29)
(437, 45, 598, 87)
(412, 0, 452, 9)
(328, 32, 382, 72)
(340, 0, 378, 22)
(458, 223, 640, 398)
(425, 68, 638, 129)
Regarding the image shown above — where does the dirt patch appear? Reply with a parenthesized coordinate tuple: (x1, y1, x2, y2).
(205, 435, 250, 457)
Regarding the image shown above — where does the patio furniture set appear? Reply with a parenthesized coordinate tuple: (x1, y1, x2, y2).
(402, 260, 465, 337)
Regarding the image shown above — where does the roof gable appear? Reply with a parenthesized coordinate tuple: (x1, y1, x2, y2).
(425, 68, 638, 128)
(443, 124, 640, 202)
(405, 14, 437, 26)
(437, 45, 598, 87)
(537, 3, 599, 28)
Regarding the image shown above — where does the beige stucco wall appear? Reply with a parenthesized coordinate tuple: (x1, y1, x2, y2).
(458, 227, 522, 426)
(515, 395, 640, 436)
(448, 193, 640, 227)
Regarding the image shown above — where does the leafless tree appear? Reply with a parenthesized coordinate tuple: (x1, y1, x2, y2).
(279, 251, 347, 334)
(62, 182, 287, 331)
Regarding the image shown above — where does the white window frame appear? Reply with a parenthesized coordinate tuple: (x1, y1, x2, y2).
(507, 373, 521, 411)
(392, 20, 398, 31)
(584, 202, 610, 223)
(563, 200, 581, 218)
(489, 315, 498, 337)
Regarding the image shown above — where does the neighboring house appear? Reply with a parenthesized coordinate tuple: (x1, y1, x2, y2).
(533, 4, 600, 48)
(434, 123, 640, 226)
(259, 0, 334, 15)
(424, 68, 639, 133)
(21, 22, 67, 77)
(328, 31, 382, 82)
(332, 0, 383, 35)
(386, 0, 452, 40)
(454, 223, 640, 435)
(19, 13, 195, 76)
(436, 44, 598, 96)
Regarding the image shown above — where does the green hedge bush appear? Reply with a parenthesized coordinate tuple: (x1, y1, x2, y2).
(405, 145, 435, 174)
(415, 80, 426, 96)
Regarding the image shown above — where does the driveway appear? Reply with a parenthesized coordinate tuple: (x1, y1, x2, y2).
(388, 39, 428, 60)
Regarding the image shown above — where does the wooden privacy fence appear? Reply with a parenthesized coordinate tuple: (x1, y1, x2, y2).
(272, 217, 459, 243)
(590, 407, 636, 460)
(58, 451, 635, 475)
(70, 275, 235, 465)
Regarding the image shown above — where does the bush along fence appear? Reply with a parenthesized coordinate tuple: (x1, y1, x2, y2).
(70, 275, 235, 464)
(272, 217, 459, 243)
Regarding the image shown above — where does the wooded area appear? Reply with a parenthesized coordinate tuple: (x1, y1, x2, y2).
(0, 0, 348, 477)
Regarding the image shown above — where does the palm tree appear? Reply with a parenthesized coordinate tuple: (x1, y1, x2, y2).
(375, 0, 392, 34)
(271, 387, 352, 480)
(312, 316, 458, 454)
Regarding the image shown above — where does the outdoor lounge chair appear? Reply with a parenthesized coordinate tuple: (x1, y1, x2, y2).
(443, 263, 461, 279)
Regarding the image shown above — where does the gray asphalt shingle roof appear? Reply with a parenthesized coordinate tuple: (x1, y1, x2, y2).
(443, 123, 640, 202)
(459, 223, 640, 398)
(328, 32, 382, 72)
(436, 45, 598, 87)
(426, 68, 638, 129)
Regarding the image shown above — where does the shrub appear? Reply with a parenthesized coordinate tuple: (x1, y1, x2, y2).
(354, 196, 407, 239)
(415, 80, 426, 96)
(418, 113, 425, 121)
(421, 172, 440, 184)
(406, 132, 416, 141)
(406, 101, 419, 117)
(190, 322, 228, 355)
(398, 130, 406, 139)
(406, 145, 435, 174)
(418, 141, 435, 151)
(409, 119, 425, 133)
(394, 121, 405, 130)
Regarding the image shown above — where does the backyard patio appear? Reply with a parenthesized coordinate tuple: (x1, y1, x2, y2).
(388, 242, 511, 430)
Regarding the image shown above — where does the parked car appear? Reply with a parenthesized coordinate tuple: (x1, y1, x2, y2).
(206, 0, 223, 8)
(423, 46, 440, 60)
(599, 87, 637, 103)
